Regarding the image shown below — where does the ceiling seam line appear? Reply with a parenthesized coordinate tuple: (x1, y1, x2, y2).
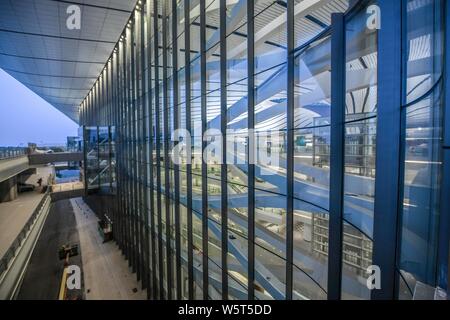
(46, 0, 133, 14)
(0, 28, 117, 44)
(3, 67, 97, 79)
(0, 52, 105, 64)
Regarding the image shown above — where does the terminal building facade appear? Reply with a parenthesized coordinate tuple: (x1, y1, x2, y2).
(77, 0, 450, 300)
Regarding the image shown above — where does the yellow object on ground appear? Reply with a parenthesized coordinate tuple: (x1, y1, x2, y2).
(58, 267, 68, 300)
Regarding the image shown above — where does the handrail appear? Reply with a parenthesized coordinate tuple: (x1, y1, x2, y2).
(0, 191, 50, 279)
(0, 148, 28, 161)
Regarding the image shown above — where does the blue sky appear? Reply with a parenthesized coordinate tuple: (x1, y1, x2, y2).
(0, 68, 79, 147)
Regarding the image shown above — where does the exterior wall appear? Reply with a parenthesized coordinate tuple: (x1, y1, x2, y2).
(79, 0, 449, 300)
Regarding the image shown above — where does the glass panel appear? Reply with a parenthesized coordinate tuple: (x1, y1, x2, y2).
(84, 126, 99, 189)
(341, 221, 373, 300)
(397, 0, 445, 298)
(293, 199, 328, 299)
(405, 0, 444, 104)
(208, 220, 222, 297)
(226, 11, 249, 299)
(71, 0, 449, 301)
(255, 190, 286, 258)
(293, 35, 332, 295)
(204, 4, 222, 298)
(399, 90, 443, 290)
(341, 1, 378, 299)
(398, 270, 415, 300)
(254, 245, 285, 300)
(193, 213, 203, 299)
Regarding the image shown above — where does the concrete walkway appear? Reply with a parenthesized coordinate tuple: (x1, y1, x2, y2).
(0, 191, 45, 258)
(70, 198, 146, 300)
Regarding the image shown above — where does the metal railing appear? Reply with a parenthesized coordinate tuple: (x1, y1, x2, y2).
(0, 191, 50, 279)
(0, 147, 28, 161)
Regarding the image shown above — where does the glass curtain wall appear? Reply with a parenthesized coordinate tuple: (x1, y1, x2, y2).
(78, 0, 449, 300)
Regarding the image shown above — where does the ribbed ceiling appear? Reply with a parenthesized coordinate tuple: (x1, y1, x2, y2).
(0, 0, 137, 123)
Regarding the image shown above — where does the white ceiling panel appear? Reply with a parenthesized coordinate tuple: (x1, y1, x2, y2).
(0, 0, 137, 122)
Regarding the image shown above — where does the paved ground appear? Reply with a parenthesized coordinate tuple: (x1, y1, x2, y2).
(16, 199, 83, 300)
(71, 198, 146, 300)
(0, 190, 45, 258)
(13, 196, 145, 300)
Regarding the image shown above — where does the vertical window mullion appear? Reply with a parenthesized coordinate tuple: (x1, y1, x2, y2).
(372, 0, 403, 300)
(131, 16, 140, 279)
(327, 12, 345, 300)
(162, 0, 172, 300)
(247, 0, 255, 301)
(172, 0, 182, 301)
(135, 11, 144, 284)
(147, 0, 157, 299)
(115, 46, 121, 250)
(219, 0, 228, 299)
(153, 0, 164, 300)
(108, 63, 113, 190)
(112, 50, 120, 250)
(124, 31, 131, 264)
(139, 2, 150, 295)
(286, 0, 295, 301)
(184, 0, 194, 300)
(91, 89, 93, 126)
(200, 0, 209, 299)
(118, 42, 126, 254)
(438, 0, 450, 291)
(96, 82, 100, 189)
(129, 21, 138, 275)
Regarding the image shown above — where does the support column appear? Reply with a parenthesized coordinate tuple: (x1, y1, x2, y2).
(0, 176, 18, 203)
